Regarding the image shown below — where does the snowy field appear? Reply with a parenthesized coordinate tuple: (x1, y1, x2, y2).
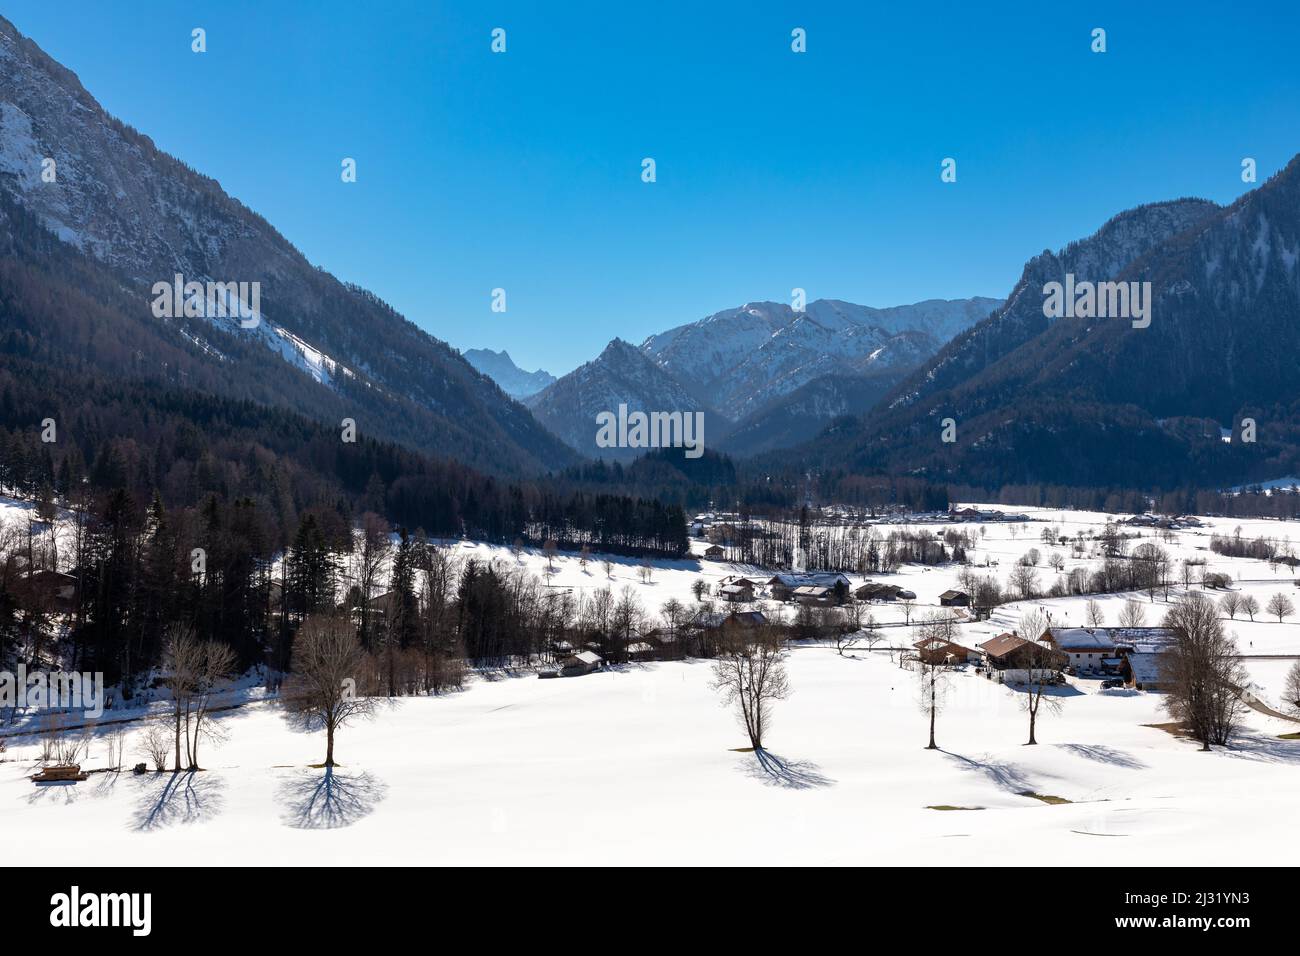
(3, 500, 1300, 865)
(2, 648, 1297, 865)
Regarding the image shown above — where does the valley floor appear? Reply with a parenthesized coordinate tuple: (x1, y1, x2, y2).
(4, 646, 1297, 866)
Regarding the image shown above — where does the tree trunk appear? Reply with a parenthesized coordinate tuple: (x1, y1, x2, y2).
(927, 701, 937, 749)
(325, 723, 335, 767)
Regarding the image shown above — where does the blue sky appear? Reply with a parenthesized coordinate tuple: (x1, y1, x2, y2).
(7, 1, 1300, 375)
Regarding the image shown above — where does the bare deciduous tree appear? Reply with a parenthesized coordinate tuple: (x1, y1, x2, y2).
(1118, 598, 1147, 628)
(1266, 592, 1294, 623)
(1219, 591, 1241, 620)
(1240, 594, 1260, 622)
(710, 627, 789, 750)
(282, 615, 375, 767)
(914, 649, 953, 751)
(1160, 593, 1247, 751)
(138, 722, 171, 772)
(1085, 599, 1105, 628)
(1284, 660, 1300, 715)
(161, 628, 237, 770)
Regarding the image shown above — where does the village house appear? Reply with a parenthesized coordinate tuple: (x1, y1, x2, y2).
(12, 568, 78, 615)
(978, 633, 1067, 676)
(702, 544, 725, 560)
(767, 572, 851, 604)
(855, 581, 916, 602)
(1041, 627, 1120, 676)
(792, 585, 834, 606)
(719, 581, 754, 603)
(1043, 626, 1178, 679)
(913, 637, 978, 666)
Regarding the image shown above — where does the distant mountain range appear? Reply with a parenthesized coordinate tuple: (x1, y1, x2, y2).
(462, 348, 556, 400)
(5, 12, 1300, 497)
(0, 15, 575, 477)
(525, 296, 1002, 459)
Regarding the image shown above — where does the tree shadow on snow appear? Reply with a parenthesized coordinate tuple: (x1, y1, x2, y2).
(940, 750, 1034, 794)
(130, 770, 226, 831)
(278, 766, 388, 829)
(1216, 729, 1300, 766)
(742, 748, 835, 789)
(1058, 743, 1147, 769)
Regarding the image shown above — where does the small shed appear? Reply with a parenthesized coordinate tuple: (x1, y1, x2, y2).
(559, 650, 603, 677)
(938, 589, 971, 607)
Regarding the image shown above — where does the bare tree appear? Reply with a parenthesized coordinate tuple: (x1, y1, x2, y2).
(1085, 599, 1105, 627)
(352, 513, 393, 652)
(1159, 592, 1247, 751)
(691, 578, 707, 602)
(1118, 598, 1147, 628)
(1219, 591, 1241, 620)
(282, 615, 375, 767)
(1015, 607, 1059, 745)
(710, 626, 789, 750)
(601, 559, 614, 580)
(638, 562, 653, 584)
(899, 597, 915, 625)
(1266, 592, 1295, 623)
(138, 722, 171, 772)
(1240, 594, 1260, 622)
(543, 539, 559, 573)
(186, 640, 236, 769)
(1283, 660, 1300, 715)
(1008, 563, 1039, 600)
(161, 627, 204, 772)
(917, 653, 951, 750)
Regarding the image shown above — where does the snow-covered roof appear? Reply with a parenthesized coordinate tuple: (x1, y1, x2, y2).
(768, 572, 850, 588)
(1127, 652, 1164, 685)
(574, 650, 602, 665)
(1048, 627, 1117, 651)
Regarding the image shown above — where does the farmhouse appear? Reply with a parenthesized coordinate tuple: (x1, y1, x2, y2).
(855, 582, 915, 602)
(978, 633, 1067, 673)
(1042, 627, 1119, 676)
(913, 638, 978, 665)
(702, 544, 725, 560)
(719, 581, 754, 603)
(768, 572, 851, 604)
(792, 585, 834, 606)
(1043, 626, 1178, 678)
(1125, 652, 1165, 690)
(938, 589, 970, 607)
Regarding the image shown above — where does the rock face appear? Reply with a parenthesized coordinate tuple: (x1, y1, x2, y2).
(0, 15, 575, 476)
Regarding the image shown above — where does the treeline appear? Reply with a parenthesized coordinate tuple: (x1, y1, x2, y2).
(0, 371, 688, 560)
(715, 509, 970, 572)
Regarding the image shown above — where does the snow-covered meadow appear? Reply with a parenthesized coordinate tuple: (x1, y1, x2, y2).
(3, 502, 1299, 865)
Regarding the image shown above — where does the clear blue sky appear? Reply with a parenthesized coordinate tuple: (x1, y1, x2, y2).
(7, 1, 1299, 375)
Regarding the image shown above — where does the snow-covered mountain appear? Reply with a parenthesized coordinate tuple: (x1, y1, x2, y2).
(642, 297, 1002, 421)
(526, 296, 1001, 458)
(525, 339, 724, 460)
(462, 348, 556, 400)
(0, 15, 574, 475)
